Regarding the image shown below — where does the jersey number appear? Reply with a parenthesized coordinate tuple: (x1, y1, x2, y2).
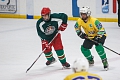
(72, 76, 100, 80)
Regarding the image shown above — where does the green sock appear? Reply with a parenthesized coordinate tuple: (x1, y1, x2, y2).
(95, 45, 106, 60)
(44, 52, 53, 61)
(81, 45, 93, 61)
(56, 50, 66, 64)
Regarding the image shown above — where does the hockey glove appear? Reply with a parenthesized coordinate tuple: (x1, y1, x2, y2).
(58, 23, 68, 31)
(77, 31, 86, 39)
(93, 35, 106, 45)
(94, 35, 100, 41)
(42, 40, 50, 50)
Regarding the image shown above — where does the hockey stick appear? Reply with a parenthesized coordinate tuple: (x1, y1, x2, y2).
(85, 37, 120, 55)
(26, 31, 60, 73)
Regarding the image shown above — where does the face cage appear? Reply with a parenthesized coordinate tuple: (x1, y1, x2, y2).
(80, 13, 89, 20)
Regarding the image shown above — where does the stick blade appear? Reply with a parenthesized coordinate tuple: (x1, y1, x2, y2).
(26, 68, 30, 73)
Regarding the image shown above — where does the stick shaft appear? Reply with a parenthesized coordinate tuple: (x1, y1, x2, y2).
(26, 31, 60, 73)
(85, 37, 120, 55)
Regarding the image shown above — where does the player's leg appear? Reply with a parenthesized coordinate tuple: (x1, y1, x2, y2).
(42, 42, 56, 66)
(95, 36, 108, 70)
(53, 33, 70, 68)
(81, 39, 94, 65)
(95, 44, 106, 60)
(95, 45, 108, 70)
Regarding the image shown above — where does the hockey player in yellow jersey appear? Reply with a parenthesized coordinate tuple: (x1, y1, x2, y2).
(64, 58, 102, 80)
(74, 6, 109, 70)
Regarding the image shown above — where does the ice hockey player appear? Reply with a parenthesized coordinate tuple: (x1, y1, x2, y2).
(36, 7, 70, 68)
(64, 58, 102, 80)
(74, 6, 109, 70)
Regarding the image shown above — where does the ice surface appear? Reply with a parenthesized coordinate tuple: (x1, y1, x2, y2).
(0, 18, 120, 80)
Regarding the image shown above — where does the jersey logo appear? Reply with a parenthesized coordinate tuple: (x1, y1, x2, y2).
(74, 22, 79, 28)
(96, 23, 102, 29)
(89, 24, 92, 27)
(45, 26, 55, 35)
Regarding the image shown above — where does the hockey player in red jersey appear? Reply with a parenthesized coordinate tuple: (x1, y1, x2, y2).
(36, 7, 70, 68)
(64, 58, 102, 80)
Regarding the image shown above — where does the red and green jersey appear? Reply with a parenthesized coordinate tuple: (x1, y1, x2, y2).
(36, 13, 68, 42)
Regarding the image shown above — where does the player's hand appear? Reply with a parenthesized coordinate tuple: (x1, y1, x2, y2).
(58, 23, 68, 31)
(42, 40, 50, 49)
(93, 35, 102, 43)
(93, 35, 106, 45)
(77, 31, 86, 39)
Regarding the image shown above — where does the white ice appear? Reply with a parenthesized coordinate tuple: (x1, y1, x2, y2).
(0, 18, 120, 80)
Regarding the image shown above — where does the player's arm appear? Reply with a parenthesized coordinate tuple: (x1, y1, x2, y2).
(74, 21, 81, 34)
(93, 20, 107, 44)
(36, 18, 47, 40)
(51, 13, 68, 31)
(51, 13, 68, 24)
(74, 20, 86, 39)
(95, 20, 106, 37)
(36, 19, 51, 49)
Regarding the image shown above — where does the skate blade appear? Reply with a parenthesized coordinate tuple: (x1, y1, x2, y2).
(104, 68, 109, 71)
(62, 66, 71, 69)
(89, 64, 94, 67)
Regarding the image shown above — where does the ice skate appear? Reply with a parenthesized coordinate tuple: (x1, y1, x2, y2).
(88, 59, 94, 66)
(102, 58, 109, 71)
(46, 57, 57, 66)
(88, 57, 94, 66)
(62, 62, 70, 69)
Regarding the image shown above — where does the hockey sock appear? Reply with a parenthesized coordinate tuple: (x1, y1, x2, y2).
(55, 50, 66, 64)
(44, 52, 53, 61)
(81, 45, 93, 61)
(95, 44, 106, 60)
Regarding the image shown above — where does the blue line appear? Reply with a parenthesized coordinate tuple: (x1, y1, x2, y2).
(27, 15, 33, 19)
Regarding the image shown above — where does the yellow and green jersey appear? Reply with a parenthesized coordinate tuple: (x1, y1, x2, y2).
(64, 72, 102, 80)
(74, 16, 106, 39)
